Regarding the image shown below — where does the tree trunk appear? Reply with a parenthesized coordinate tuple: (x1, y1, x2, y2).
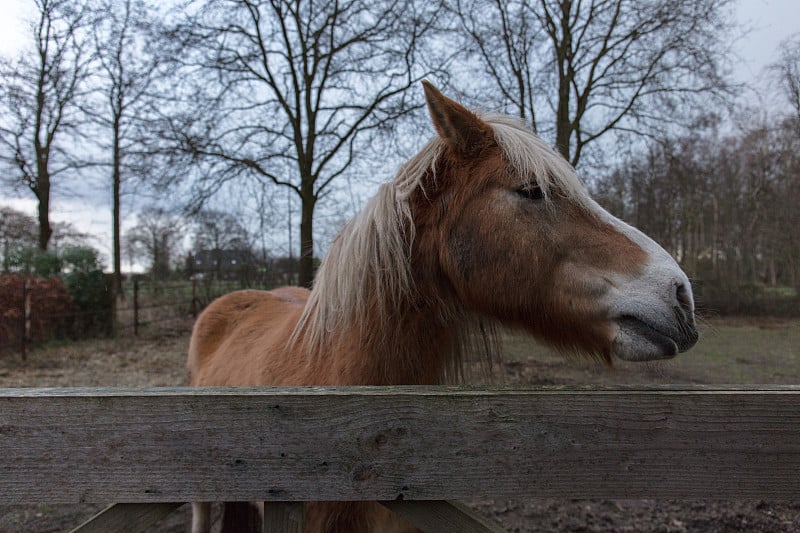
(36, 176, 52, 251)
(298, 189, 316, 289)
(554, 2, 573, 163)
(113, 120, 123, 298)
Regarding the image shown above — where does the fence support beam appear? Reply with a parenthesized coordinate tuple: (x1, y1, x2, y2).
(380, 500, 507, 533)
(68, 502, 183, 533)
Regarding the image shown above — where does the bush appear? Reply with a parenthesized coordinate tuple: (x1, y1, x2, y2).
(3, 247, 63, 276)
(0, 244, 114, 348)
(60, 247, 112, 337)
(62, 270, 113, 336)
(61, 246, 102, 274)
(0, 274, 74, 348)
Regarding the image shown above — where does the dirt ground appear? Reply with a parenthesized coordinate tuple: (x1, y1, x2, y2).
(1, 318, 799, 532)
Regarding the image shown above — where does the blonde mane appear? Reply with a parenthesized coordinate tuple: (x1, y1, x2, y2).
(291, 114, 591, 378)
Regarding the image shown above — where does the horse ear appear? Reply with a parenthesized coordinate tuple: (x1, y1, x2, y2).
(422, 81, 492, 158)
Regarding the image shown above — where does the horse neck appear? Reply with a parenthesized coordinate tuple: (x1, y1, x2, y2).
(294, 236, 467, 385)
(299, 172, 491, 385)
(322, 294, 461, 386)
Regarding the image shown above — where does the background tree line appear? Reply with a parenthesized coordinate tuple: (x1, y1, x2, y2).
(596, 113, 800, 313)
(0, 0, 797, 314)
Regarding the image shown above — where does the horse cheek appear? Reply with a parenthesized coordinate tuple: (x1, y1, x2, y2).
(445, 218, 525, 312)
(444, 222, 495, 294)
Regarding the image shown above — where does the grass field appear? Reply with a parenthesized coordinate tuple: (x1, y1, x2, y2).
(499, 318, 800, 385)
(673, 319, 800, 383)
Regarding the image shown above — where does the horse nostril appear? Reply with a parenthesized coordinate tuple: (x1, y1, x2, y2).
(676, 283, 693, 314)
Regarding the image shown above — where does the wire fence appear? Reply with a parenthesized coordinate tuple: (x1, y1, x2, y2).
(2, 273, 798, 361)
(117, 278, 250, 337)
(0, 276, 261, 360)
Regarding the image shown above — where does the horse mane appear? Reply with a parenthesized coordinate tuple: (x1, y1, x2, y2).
(290, 113, 591, 381)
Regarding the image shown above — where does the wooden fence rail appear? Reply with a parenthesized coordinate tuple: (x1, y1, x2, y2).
(2, 386, 800, 532)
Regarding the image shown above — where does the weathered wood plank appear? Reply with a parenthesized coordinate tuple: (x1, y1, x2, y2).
(2, 386, 800, 503)
(263, 502, 304, 533)
(380, 500, 507, 533)
(68, 502, 183, 533)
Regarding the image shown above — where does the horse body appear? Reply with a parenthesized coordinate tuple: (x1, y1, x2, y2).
(188, 288, 310, 387)
(188, 286, 458, 388)
(189, 82, 699, 533)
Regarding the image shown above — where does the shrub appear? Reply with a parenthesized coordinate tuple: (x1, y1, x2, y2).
(0, 274, 74, 348)
(62, 270, 113, 337)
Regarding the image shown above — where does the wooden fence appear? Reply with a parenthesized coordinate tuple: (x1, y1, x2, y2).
(2, 386, 800, 532)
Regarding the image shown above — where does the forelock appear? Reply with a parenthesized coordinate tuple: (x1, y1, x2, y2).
(484, 114, 591, 208)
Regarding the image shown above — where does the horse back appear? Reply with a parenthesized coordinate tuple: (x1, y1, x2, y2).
(187, 287, 310, 386)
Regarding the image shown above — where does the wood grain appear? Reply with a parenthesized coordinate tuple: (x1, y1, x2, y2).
(2, 386, 800, 503)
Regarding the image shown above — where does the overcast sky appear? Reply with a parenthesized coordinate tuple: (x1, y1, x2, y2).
(1, 0, 798, 270)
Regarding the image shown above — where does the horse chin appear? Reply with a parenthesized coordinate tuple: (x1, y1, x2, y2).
(611, 316, 680, 362)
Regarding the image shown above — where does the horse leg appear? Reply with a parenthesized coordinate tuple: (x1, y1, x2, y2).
(221, 502, 262, 532)
(191, 502, 212, 533)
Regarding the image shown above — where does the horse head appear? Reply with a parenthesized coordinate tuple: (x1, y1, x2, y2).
(416, 81, 698, 362)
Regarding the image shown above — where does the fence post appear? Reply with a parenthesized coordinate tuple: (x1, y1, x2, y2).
(133, 278, 139, 336)
(20, 279, 30, 361)
(109, 274, 117, 337)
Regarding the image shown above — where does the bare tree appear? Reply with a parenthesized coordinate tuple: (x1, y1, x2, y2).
(191, 209, 252, 280)
(246, 180, 281, 264)
(162, 0, 444, 286)
(454, 0, 543, 128)
(0, 0, 91, 250)
(0, 206, 38, 272)
(89, 0, 164, 297)
(454, 0, 736, 166)
(772, 33, 800, 132)
(124, 206, 184, 281)
(0, 205, 93, 273)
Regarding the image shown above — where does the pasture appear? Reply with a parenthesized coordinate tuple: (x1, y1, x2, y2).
(1, 318, 798, 532)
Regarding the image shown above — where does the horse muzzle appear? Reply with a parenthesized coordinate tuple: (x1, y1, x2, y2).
(612, 311, 698, 361)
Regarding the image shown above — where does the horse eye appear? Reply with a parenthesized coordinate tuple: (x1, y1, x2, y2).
(516, 185, 544, 201)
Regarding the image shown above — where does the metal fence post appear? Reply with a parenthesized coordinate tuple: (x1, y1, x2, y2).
(20, 279, 30, 361)
(191, 278, 197, 318)
(133, 278, 139, 336)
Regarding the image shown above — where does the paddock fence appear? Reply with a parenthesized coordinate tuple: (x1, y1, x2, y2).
(0, 277, 251, 358)
(2, 386, 799, 533)
(116, 278, 246, 337)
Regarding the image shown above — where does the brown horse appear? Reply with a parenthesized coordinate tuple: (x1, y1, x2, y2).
(188, 82, 698, 532)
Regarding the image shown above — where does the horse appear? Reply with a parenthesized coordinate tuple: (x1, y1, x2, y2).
(187, 81, 699, 533)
